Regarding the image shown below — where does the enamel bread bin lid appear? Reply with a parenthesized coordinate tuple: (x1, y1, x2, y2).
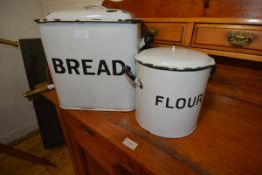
(135, 47, 215, 70)
(37, 6, 137, 22)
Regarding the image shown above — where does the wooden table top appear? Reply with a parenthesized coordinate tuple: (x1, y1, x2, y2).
(43, 90, 262, 175)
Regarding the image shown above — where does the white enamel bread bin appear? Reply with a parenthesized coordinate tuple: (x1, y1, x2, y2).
(36, 6, 142, 111)
(125, 47, 215, 138)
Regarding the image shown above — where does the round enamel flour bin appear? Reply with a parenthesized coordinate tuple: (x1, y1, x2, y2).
(134, 47, 215, 138)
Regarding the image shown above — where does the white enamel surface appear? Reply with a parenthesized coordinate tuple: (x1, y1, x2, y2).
(135, 63, 211, 138)
(135, 47, 215, 70)
(45, 6, 133, 21)
(39, 22, 140, 110)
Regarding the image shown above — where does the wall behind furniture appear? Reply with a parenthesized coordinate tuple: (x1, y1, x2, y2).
(0, 0, 42, 144)
(0, 0, 119, 144)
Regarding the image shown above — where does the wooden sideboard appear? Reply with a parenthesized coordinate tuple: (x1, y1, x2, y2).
(102, 0, 262, 106)
(41, 18, 262, 175)
(142, 18, 262, 107)
(43, 90, 262, 175)
(103, 0, 262, 62)
(41, 1, 261, 174)
(144, 18, 262, 62)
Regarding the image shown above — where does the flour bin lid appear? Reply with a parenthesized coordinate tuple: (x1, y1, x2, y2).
(135, 47, 215, 71)
(35, 6, 141, 23)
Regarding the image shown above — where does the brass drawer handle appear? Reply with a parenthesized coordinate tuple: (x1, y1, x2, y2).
(147, 27, 158, 35)
(227, 31, 254, 48)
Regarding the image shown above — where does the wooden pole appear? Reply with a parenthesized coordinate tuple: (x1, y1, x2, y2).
(0, 38, 19, 47)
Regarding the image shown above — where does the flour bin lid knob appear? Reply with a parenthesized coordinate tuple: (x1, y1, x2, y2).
(135, 47, 215, 70)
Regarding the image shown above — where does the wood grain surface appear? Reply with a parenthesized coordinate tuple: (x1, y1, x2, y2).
(44, 90, 262, 175)
(207, 57, 262, 105)
(103, 0, 262, 18)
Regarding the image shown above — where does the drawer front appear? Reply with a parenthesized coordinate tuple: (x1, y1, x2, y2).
(145, 22, 186, 46)
(192, 24, 262, 55)
(65, 115, 150, 175)
(66, 120, 116, 174)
